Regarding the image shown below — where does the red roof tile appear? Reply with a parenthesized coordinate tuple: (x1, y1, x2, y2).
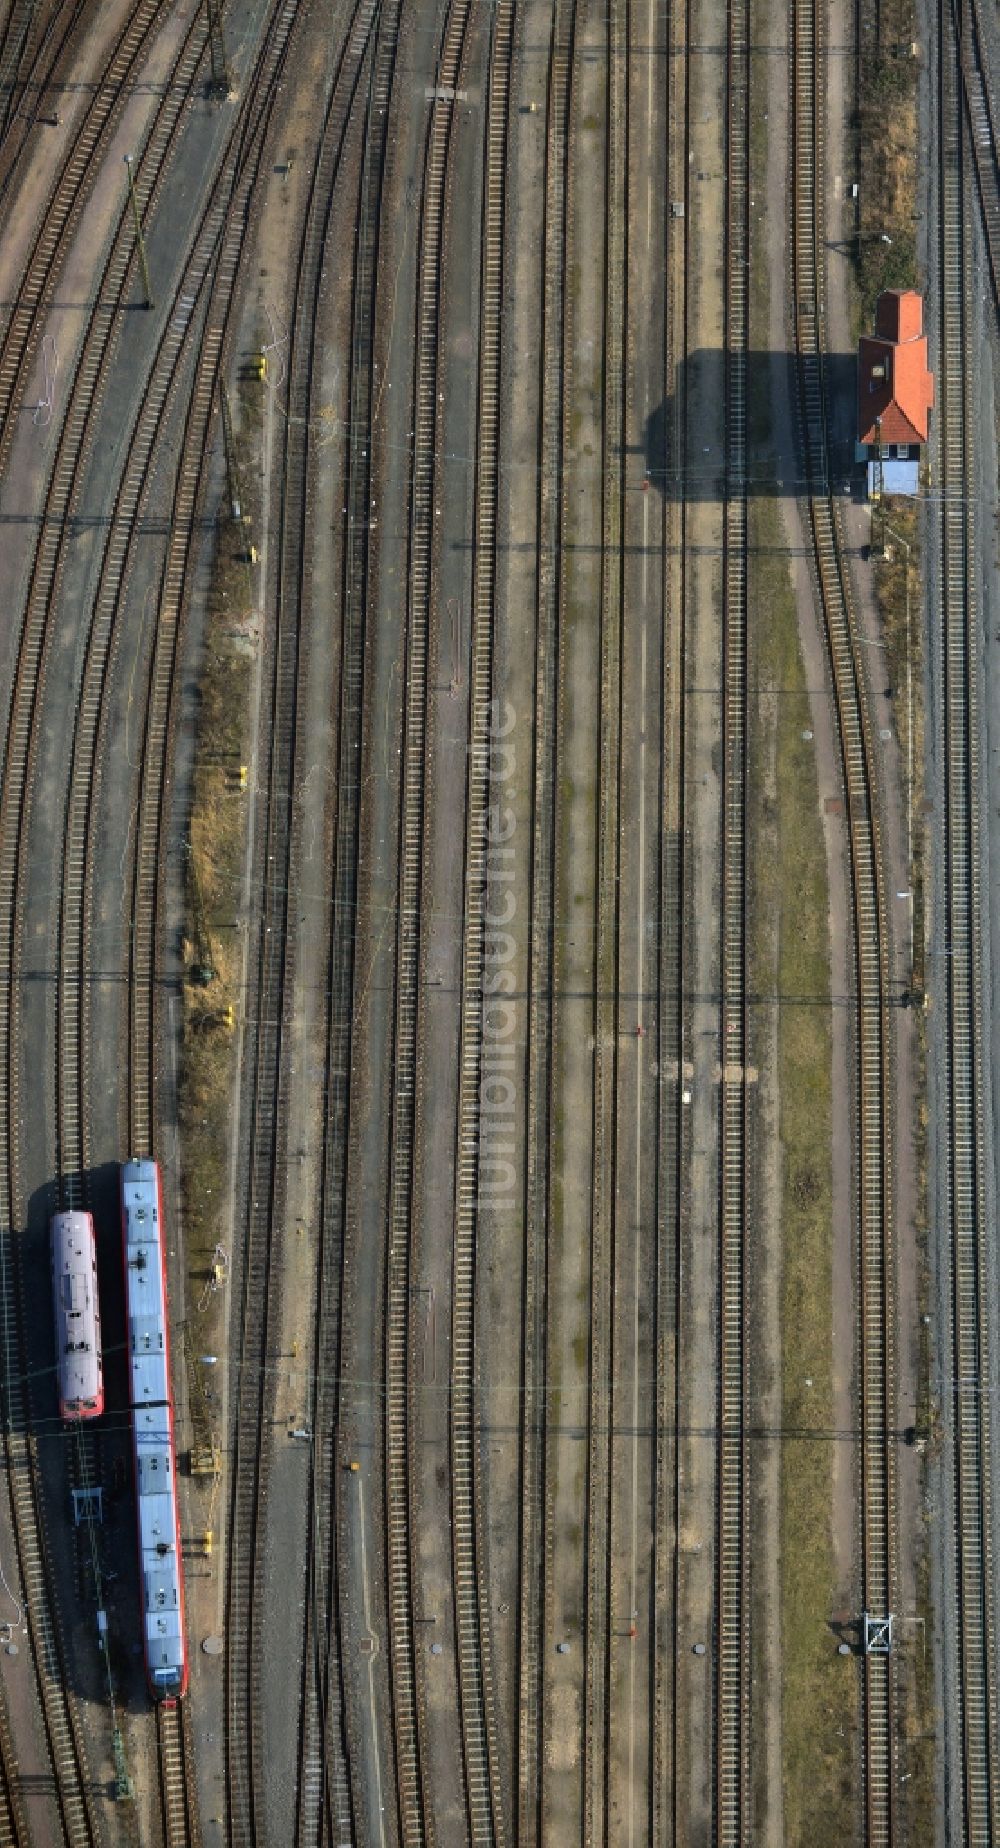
(874, 288, 923, 343)
(858, 292, 934, 445)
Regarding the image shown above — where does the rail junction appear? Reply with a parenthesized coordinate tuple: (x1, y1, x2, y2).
(0, 0, 996, 1843)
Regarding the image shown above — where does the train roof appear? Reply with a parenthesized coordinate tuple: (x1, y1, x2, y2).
(50, 1212, 102, 1414)
(122, 1160, 185, 1690)
(124, 1168, 166, 1406)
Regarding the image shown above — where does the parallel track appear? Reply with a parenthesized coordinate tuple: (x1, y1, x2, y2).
(383, 7, 479, 1842)
(121, 0, 302, 1158)
(221, 10, 382, 1833)
(0, 0, 180, 485)
(937, 0, 1000, 1835)
(515, 6, 575, 1836)
(222, 8, 403, 1844)
(791, 0, 898, 1837)
(0, 0, 88, 200)
(584, 0, 626, 1832)
(0, 10, 216, 1841)
(957, 0, 1000, 307)
(280, 6, 406, 1845)
(715, 0, 751, 1830)
(0, 1683, 29, 1848)
(223, 7, 384, 1843)
(0, 1, 300, 1838)
(447, 0, 515, 1841)
(652, 0, 689, 1828)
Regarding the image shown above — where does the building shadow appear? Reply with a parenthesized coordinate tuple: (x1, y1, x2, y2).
(642, 348, 864, 500)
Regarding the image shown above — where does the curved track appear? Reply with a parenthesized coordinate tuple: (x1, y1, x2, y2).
(0, 0, 181, 485)
(0, 0, 89, 201)
(0, 0, 297, 1838)
(791, 0, 898, 1836)
(223, 7, 401, 1842)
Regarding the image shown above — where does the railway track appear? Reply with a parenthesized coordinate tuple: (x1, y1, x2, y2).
(223, 7, 400, 1842)
(715, 0, 751, 1832)
(56, 18, 297, 1190)
(120, 0, 303, 1157)
(957, 0, 1000, 308)
(0, 20, 209, 1839)
(277, 6, 407, 1845)
(0, 0, 88, 199)
(0, 1292, 98, 1843)
(790, 0, 898, 1836)
(0, 0, 181, 486)
(582, 0, 627, 1833)
(446, 2, 516, 1843)
(157, 1702, 202, 1848)
(0, 1682, 29, 1848)
(515, 6, 575, 1836)
(651, 0, 690, 1830)
(381, 6, 486, 1841)
(208, 9, 386, 1846)
(937, 0, 1000, 1834)
(0, 0, 296, 1836)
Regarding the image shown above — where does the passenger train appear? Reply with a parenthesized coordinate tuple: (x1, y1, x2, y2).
(50, 1211, 104, 1421)
(121, 1158, 188, 1701)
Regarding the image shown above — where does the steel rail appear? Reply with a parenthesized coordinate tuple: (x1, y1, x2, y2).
(221, 8, 401, 1843)
(26, 3, 302, 1837)
(791, 0, 898, 1837)
(284, 3, 408, 1842)
(0, 0, 36, 125)
(651, 0, 690, 1826)
(382, 6, 477, 1842)
(56, 5, 302, 1838)
(0, 0, 181, 488)
(122, 0, 302, 1160)
(515, 6, 575, 1839)
(0, 9, 214, 1838)
(0, 3, 276, 1841)
(56, 8, 298, 1191)
(0, 1681, 29, 1848)
(448, 2, 516, 1843)
(957, 0, 1000, 307)
(0, 92, 227, 1848)
(714, 0, 751, 1831)
(156, 1702, 202, 1848)
(580, 0, 626, 1834)
(0, 0, 219, 1199)
(937, 0, 1000, 1835)
(0, 0, 79, 136)
(216, 7, 382, 1844)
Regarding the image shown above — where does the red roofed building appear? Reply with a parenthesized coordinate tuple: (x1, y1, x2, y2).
(858, 289, 934, 448)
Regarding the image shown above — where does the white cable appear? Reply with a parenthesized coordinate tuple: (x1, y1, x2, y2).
(32, 334, 59, 428)
(261, 301, 288, 393)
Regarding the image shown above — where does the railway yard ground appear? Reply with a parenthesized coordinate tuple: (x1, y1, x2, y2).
(0, 0, 998, 1844)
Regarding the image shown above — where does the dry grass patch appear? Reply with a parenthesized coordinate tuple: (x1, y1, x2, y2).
(178, 520, 255, 1275)
(856, 0, 919, 322)
(750, 496, 855, 1846)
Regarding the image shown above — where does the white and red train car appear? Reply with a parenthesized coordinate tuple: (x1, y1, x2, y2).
(121, 1158, 188, 1701)
(50, 1211, 104, 1421)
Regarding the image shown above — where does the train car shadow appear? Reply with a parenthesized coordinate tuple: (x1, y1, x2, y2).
(20, 1166, 148, 1716)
